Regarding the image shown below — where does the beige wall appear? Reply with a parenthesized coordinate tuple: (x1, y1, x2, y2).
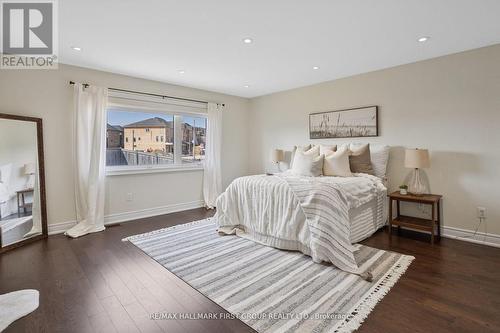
(249, 44, 500, 234)
(0, 64, 250, 227)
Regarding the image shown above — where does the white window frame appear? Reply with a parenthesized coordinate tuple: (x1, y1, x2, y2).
(106, 90, 208, 176)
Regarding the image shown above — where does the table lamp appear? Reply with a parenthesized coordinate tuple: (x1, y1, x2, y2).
(24, 163, 35, 189)
(405, 148, 430, 195)
(271, 149, 285, 172)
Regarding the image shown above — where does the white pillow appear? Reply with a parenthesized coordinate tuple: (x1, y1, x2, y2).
(319, 144, 336, 156)
(323, 147, 352, 177)
(290, 144, 312, 168)
(291, 150, 324, 177)
(0, 164, 12, 203)
(0, 163, 12, 184)
(301, 145, 319, 156)
(369, 145, 390, 178)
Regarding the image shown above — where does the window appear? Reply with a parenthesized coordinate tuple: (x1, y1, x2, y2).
(181, 116, 207, 163)
(106, 107, 207, 172)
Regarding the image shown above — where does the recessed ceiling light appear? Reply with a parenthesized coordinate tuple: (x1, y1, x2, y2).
(244, 85, 250, 88)
(417, 36, 430, 42)
(178, 70, 185, 74)
(71, 46, 81, 51)
(312, 66, 320, 70)
(242, 38, 253, 44)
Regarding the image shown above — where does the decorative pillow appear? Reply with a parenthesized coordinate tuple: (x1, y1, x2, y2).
(323, 147, 352, 177)
(370, 145, 390, 178)
(319, 144, 337, 156)
(0, 163, 12, 185)
(291, 150, 324, 177)
(290, 145, 318, 167)
(0, 164, 12, 203)
(348, 144, 374, 175)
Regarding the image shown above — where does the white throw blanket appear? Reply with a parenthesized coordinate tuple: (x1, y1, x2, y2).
(216, 173, 385, 278)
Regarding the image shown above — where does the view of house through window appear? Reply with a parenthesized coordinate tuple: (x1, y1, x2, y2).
(106, 108, 207, 168)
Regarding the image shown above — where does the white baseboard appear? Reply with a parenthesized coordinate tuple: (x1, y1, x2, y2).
(49, 206, 500, 249)
(48, 200, 205, 235)
(48, 220, 78, 235)
(442, 226, 500, 248)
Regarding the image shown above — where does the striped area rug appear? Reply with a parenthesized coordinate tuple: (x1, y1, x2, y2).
(124, 218, 414, 333)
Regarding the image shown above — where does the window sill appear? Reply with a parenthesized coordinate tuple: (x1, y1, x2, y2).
(106, 165, 204, 176)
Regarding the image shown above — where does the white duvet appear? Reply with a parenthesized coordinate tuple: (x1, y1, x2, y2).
(215, 172, 386, 277)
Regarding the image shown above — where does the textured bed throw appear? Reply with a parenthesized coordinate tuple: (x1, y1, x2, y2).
(124, 219, 414, 333)
(0, 289, 39, 332)
(217, 173, 386, 279)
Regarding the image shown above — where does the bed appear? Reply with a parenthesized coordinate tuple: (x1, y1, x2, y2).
(215, 145, 389, 279)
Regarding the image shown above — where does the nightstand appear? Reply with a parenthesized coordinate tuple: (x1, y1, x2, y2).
(17, 188, 34, 217)
(388, 191, 442, 244)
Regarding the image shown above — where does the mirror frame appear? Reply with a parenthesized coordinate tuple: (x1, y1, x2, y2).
(0, 113, 48, 253)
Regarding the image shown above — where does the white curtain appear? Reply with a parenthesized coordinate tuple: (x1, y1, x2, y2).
(65, 83, 108, 238)
(203, 103, 223, 209)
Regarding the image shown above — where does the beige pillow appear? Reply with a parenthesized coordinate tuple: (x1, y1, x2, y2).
(348, 144, 374, 175)
(319, 144, 337, 156)
(323, 147, 352, 177)
(291, 150, 324, 177)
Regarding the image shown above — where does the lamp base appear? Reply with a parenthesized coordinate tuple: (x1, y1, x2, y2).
(26, 174, 35, 190)
(409, 168, 427, 195)
(274, 162, 282, 173)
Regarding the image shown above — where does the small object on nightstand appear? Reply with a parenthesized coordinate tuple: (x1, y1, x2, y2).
(388, 191, 442, 244)
(399, 185, 408, 195)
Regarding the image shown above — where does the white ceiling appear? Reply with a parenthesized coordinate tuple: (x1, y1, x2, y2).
(60, 0, 500, 98)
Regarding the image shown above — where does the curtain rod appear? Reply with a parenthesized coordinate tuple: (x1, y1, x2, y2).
(68, 81, 225, 107)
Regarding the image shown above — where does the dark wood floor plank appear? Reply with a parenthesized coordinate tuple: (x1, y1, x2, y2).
(1, 208, 499, 333)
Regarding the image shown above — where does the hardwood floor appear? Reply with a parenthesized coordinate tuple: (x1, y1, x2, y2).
(1, 208, 499, 333)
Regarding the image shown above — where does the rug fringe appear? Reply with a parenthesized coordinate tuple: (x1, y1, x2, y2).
(333, 255, 415, 333)
(121, 218, 213, 242)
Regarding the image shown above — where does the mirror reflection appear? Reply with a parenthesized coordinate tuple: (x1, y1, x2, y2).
(0, 118, 42, 247)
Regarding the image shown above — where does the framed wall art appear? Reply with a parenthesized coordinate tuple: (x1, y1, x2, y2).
(309, 106, 378, 139)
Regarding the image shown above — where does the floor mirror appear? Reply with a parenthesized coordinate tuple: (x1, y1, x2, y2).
(0, 113, 47, 253)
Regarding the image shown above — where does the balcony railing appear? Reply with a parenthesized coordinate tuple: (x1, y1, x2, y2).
(106, 148, 203, 167)
(106, 148, 173, 166)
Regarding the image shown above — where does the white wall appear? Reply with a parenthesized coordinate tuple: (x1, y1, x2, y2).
(249, 44, 500, 235)
(1, 45, 499, 238)
(0, 64, 250, 227)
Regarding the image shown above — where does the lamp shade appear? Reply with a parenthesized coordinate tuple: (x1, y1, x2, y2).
(271, 149, 285, 163)
(405, 149, 430, 169)
(24, 163, 35, 175)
